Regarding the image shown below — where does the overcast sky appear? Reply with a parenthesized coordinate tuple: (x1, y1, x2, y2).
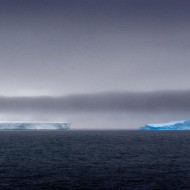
(0, 0, 190, 129)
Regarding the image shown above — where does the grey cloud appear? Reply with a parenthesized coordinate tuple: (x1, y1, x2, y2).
(0, 0, 190, 96)
(0, 91, 190, 114)
(0, 0, 190, 129)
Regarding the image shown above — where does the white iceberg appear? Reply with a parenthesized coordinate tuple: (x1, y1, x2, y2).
(0, 122, 70, 130)
(140, 120, 190, 130)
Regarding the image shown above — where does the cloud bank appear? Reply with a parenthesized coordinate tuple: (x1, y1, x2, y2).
(0, 90, 190, 114)
(0, 90, 190, 129)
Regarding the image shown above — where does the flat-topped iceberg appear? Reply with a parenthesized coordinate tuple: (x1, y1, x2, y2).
(0, 122, 70, 130)
(140, 120, 190, 130)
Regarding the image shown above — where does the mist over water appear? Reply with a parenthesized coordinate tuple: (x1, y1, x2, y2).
(1, 91, 190, 129)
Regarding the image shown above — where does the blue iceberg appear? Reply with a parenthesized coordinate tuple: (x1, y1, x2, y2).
(140, 120, 190, 130)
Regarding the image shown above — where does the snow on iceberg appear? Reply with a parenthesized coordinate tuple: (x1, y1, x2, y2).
(0, 122, 70, 130)
(140, 120, 190, 130)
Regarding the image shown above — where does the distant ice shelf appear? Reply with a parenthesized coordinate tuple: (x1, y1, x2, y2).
(140, 120, 190, 130)
(0, 122, 70, 130)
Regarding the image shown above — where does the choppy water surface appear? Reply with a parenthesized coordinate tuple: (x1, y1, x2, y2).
(0, 130, 190, 190)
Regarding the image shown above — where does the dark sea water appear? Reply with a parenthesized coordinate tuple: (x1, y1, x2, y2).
(0, 130, 190, 190)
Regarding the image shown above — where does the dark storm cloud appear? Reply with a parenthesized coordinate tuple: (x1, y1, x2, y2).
(0, 0, 190, 128)
(0, 0, 190, 96)
(0, 91, 190, 114)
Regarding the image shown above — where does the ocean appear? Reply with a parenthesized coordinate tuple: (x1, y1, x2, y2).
(0, 130, 190, 190)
